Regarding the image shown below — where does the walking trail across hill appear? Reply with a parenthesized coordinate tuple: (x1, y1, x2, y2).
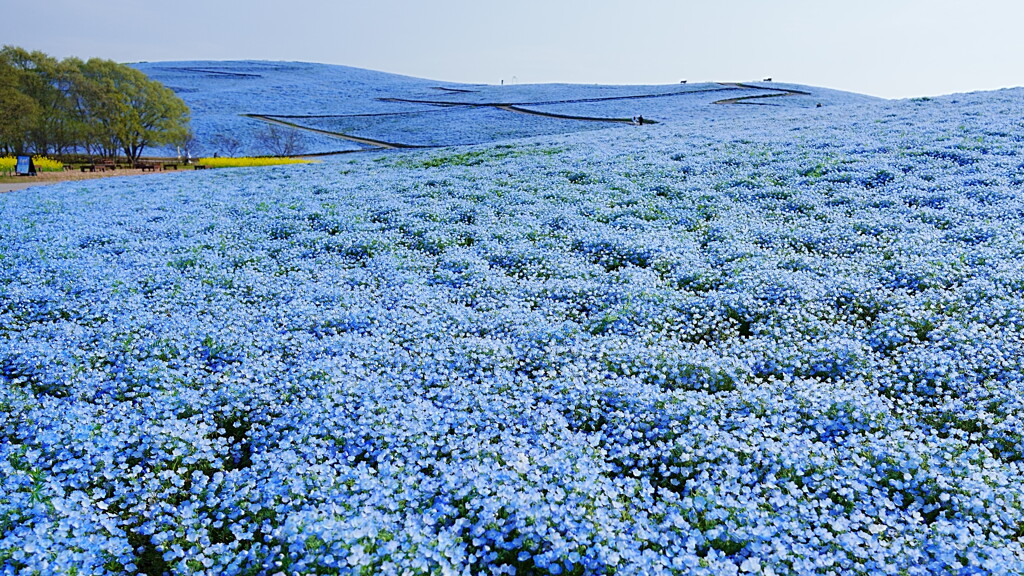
(244, 114, 427, 149)
(494, 105, 635, 124)
(378, 85, 735, 109)
(260, 85, 757, 149)
(244, 84, 801, 151)
(713, 83, 812, 105)
(368, 98, 639, 125)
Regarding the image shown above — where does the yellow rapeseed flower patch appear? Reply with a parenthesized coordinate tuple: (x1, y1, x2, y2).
(197, 157, 314, 168)
(0, 156, 65, 172)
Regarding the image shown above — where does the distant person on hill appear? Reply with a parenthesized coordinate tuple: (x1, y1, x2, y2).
(638, 115, 644, 126)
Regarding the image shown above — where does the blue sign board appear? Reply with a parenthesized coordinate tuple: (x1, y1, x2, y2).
(15, 156, 35, 175)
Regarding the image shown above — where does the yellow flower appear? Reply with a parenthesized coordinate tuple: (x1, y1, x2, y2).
(0, 156, 64, 172)
(197, 157, 314, 168)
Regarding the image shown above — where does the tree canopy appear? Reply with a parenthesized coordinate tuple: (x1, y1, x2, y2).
(0, 46, 190, 162)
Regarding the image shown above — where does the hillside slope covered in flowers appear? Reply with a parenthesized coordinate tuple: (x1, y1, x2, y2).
(2, 82, 1024, 574)
(133, 61, 878, 157)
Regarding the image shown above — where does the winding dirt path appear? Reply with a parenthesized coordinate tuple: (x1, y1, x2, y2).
(244, 114, 427, 149)
(713, 83, 812, 105)
(246, 83, 807, 152)
(374, 98, 648, 124)
(379, 84, 765, 124)
(431, 86, 479, 94)
(380, 86, 734, 109)
(494, 105, 634, 124)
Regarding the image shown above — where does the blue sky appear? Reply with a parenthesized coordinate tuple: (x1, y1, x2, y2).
(4, 0, 1022, 98)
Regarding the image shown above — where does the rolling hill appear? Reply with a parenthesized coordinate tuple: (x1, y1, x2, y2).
(133, 60, 882, 156)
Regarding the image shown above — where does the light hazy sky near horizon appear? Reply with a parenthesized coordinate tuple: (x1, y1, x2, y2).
(3, 0, 1022, 99)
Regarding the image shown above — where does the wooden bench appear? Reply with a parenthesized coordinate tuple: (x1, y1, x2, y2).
(193, 164, 209, 170)
(139, 163, 158, 172)
(162, 163, 179, 170)
(80, 164, 96, 172)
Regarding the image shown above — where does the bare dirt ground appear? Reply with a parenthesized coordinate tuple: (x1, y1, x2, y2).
(1, 167, 179, 194)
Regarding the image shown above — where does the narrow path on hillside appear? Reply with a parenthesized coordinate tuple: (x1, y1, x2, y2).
(379, 85, 765, 123)
(495, 105, 634, 124)
(245, 114, 428, 149)
(380, 85, 735, 108)
(431, 86, 479, 93)
(373, 99, 655, 124)
(247, 83, 800, 153)
(171, 67, 263, 78)
(713, 83, 812, 105)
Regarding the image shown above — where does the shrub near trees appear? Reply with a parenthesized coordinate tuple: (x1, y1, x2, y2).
(0, 46, 190, 164)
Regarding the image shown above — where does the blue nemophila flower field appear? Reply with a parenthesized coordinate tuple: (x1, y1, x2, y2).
(132, 61, 883, 157)
(3, 73, 1024, 574)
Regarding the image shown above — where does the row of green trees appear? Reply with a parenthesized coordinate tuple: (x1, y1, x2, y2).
(0, 46, 191, 163)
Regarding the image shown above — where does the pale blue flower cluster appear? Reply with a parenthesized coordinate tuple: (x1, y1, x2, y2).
(3, 83, 1024, 574)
